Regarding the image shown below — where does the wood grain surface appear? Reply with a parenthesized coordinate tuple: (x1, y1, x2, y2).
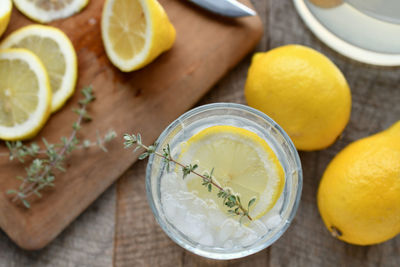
(1, 0, 400, 266)
(0, 0, 262, 250)
(114, 0, 400, 267)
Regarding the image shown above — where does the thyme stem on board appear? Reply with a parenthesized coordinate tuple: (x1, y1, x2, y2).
(2, 86, 117, 208)
(123, 133, 255, 222)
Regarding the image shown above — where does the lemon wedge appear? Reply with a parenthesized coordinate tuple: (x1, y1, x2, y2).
(1, 25, 78, 112)
(0, 0, 12, 38)
(179, 125, 285, 220)
(13, 0, 89, 23)
(0, 48, 51, 141)
(101, 0, 176, 72)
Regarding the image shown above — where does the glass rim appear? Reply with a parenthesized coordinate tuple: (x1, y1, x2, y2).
(145, 103, 303, 259)
(293, 0, 400, 66)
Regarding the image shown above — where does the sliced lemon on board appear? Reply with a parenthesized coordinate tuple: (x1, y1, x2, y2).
(101, 0, 176, 72)
(0, 0, 11, 38)
(1, 25, 78, 112)
(179, 125, 285, 221)
(0, 48, 51, 141)
(12, 0, 89, 23)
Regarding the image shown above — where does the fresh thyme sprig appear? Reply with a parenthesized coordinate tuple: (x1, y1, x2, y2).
(1, 131, 116, 163)
(2, 87, 116, 208)
(123, 133, 255, 222)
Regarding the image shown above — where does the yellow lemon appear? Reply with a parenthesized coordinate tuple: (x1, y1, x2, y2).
(178, 125, 285, 221)
(318, 121, 400, 245)
(0, 48, 52, 140)
(13, 0, 89, 23)
(1, 25, 78, 112)
(245, 45, 351, 151)
(0, 0, 12, 38)
(101, 0, 176, 72)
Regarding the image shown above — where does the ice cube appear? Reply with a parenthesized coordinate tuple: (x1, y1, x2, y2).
(173, 219, 187, 236)
(163, 194, 181, 220)
(185, 224, 203, 240)
(249, 220, 268, 236)
(204, 198, 219, 209)
(164, 201, 177, 219)
(223, 240, 234, 249)
(232, 226, 246, 239)
(172, 204, 186, 224)
(198, 233, 214, 246)
(178, 191, 196, 201)
(265, 215, 282, 229)
(207, 209, 227, 228)
(241, 233, 258, 247)
(162, 173, 180, 192)
(183, 213, 205, 240)
(217, 219, 237, 244)
(192, 197, 208, 210)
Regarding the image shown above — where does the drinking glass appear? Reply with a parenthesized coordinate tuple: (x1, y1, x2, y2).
(294, 0, 400, 66)
(146, 103, 302, 259)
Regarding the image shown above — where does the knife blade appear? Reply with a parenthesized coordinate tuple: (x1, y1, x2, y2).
(188, 0, 256, 17)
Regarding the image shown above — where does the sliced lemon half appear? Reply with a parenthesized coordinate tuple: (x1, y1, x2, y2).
(0, 48, 51, 140)
(13, 0, 89, 23)
(179, 125, 285, 221)
(101, 0, 176, 72)
(1, 25, 78, 112)
(0, 0, 12, 38)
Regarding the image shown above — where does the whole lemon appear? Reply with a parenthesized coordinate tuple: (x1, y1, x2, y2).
(318, 121, 400, 245)
(245, 45, 351, 151)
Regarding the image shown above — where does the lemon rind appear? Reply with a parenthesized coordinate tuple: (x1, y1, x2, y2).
(0, 0, 11, 18)
(13, 0, 89, 23)
(0, 48, 52, 140)
(101, 0, 153, 72)
(180, 125, 285, 221)
(0, 0, 12, 37)
(0, 25, 78, 112)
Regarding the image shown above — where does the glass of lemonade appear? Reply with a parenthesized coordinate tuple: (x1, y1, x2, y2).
(146, 103, 302, 259)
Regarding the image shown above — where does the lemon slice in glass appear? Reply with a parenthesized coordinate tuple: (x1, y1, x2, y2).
(13, 0, 89, 23)
(0, 48, 51, 141)
(0, 0, 11, 38)
(101, 0, 176, 72)
(1, 25, 78, 112)
(179, 125, 285, 220)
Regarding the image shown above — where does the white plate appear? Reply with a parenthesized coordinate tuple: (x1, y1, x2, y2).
(293, 0, 400, 66)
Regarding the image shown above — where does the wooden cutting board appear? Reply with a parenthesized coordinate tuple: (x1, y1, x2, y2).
(0, 0, 262, 250)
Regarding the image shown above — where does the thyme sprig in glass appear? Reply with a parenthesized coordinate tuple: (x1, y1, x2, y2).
(2, 87, 116, 208)
(123, 133, 255, 222)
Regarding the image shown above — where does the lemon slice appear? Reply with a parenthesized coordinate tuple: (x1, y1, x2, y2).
(0, 0, 11, 38)
(179, 125, 285, 220)
(0, 48, 51, 140)
(12, 0, 89, 23)
(101, 0, 176, 72)
(1, 25, 78, 112)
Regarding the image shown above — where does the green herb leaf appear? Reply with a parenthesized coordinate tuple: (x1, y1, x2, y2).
(4, 87, 115, 208)
(248, 197, 256, 209)
(6, 190, 17, 195)
(138, 152, 149, 160)
(122, 132, 254, 221)
(22, 199, 30, 209)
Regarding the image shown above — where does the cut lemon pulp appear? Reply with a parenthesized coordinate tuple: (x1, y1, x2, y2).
(179, 125, 285, 220)
(13, 0, 89, 23)
(101, 0, 176, 72)
(0, 49, 51, 140)
(1, 25, 78, 112)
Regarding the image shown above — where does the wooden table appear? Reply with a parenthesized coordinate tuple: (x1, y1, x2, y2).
(1, 0, 399, 266)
